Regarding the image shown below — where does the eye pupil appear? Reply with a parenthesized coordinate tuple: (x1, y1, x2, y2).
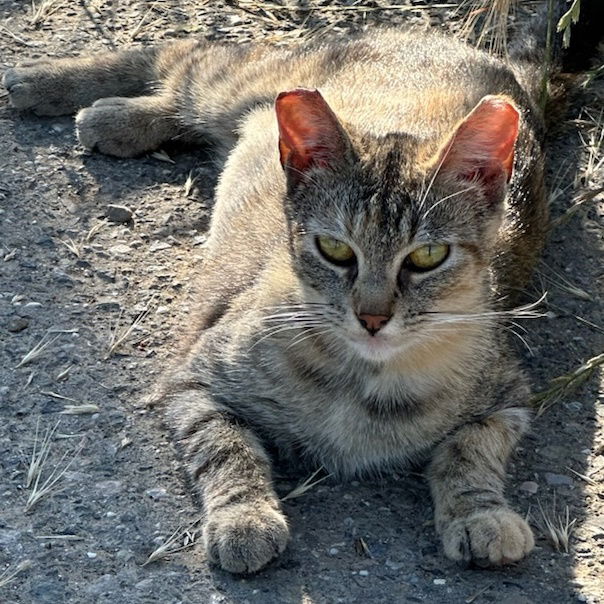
(405, 243, 449, 272)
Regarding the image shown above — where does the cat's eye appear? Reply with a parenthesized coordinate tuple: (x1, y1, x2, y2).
(316, 236, 356, 266)
(405, 243, 450, 272)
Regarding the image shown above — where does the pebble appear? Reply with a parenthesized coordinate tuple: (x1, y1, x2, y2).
(544, 473, 573, 487)
(328, 548, 339, 556)
(86, 552, 97, 559)
(519, 480, 539, 495)
(109, 243, 133, 256)
(433, 579, 446, 585)
(149, 240, 172, 252)
(145, 487, 169, 500)
(106, 204, 134, 224)
(86, 574, 120, 597)
(94, 299, 121, 312)
(7, 317, 29, 332)
(358, 570, 369, 577)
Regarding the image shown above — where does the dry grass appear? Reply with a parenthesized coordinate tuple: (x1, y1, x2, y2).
(26, 418, 58, 488)
(535, 499, 576, 553)
(0, 560, 32, 589)
(530, 353, 604, 416)
(459, 0, 515, 56)
(143, 516, 204, 566)
(151, 149, 175, 164)
(30, 0, 63, 27)
(15, 331, 60, 369)
(106, 297, 155, 358)
(24, 421, 84, 512)
(56, 237, 81, 258)
(537, 262, 592, 301)
(40, 391, 100, 414)
(183, 171, 197, 197)
(281, 467, 329, 501)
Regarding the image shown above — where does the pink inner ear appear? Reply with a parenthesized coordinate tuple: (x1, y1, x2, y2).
(275, 88, 345, 176)
(438, 96, 520, 186)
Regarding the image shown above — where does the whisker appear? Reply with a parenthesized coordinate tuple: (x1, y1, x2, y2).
(422, 186, 475, 220)
(287, 327, 333, 351)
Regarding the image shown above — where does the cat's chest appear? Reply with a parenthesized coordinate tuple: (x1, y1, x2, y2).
(278, 370, 459, 476)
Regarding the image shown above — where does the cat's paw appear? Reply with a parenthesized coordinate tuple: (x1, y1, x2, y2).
(3, 63, 75, 115)
(203, 500, 290, 574)
(441, 507, 534, 567)
(75, 97, 166, 157)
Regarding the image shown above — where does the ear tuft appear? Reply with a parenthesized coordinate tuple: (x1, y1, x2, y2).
(275, 88, 348, 184)
(434, 95, 520, 201)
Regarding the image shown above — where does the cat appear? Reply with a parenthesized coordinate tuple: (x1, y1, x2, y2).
(3, 0, 599, 575)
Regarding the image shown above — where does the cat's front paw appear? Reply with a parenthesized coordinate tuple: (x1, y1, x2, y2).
(203, 500, 290, 574)
(3, 63, 75, 115)
(75, 97, 167, 157)
(441, 507, 534, 567)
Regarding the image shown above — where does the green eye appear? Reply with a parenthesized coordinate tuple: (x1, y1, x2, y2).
(316, 236, 356, 266)
(405, 243, 450, 272)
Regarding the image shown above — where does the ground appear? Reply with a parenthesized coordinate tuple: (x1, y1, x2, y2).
(0, 1, 602, 603)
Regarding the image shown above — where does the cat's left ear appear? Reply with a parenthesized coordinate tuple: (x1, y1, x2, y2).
(275, 88, 351, 187)
(432, 95, 520, 204)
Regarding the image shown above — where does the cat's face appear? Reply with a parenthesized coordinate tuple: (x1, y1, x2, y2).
(276, 89, 518, 363)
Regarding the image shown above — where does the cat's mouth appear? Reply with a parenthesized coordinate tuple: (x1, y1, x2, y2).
(347, 333, 405, 363)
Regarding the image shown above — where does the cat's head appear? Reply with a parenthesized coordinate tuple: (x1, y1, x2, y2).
(275, 89, 519, 363)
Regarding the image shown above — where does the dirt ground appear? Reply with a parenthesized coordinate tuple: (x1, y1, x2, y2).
(0, 1, 602, 603)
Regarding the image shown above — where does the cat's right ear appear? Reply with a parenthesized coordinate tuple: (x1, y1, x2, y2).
(275, 89, 350, 187)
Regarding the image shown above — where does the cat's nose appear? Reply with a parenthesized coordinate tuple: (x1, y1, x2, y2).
(357, 313, 391, 336)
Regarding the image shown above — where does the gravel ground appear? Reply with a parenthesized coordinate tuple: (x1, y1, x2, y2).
(0, 1, 602, 603)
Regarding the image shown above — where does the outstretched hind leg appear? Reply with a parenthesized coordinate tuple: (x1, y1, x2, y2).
(2, 39, 199, 117)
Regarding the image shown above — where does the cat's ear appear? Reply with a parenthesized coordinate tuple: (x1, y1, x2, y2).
(275, 88, 350, 186)
(432, 95, 519, 203)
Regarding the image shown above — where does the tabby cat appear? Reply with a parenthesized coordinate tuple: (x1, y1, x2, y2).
(4, 0, 598, 574)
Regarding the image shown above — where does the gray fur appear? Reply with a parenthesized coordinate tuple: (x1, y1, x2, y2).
(5, 25, 563, 573)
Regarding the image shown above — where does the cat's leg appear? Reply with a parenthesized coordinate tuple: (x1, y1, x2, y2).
(2, 47, 165, 116)
(74, 94, 178, 157)
(165, 389, 290, 574)
(427, 407, 534, 566)
(3, 41, 202, 156)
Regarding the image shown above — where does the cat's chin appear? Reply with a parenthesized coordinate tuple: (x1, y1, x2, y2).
(347, 335, 405, 363)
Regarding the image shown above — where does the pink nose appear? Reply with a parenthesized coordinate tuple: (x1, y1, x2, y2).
(357, 313, 391, 335)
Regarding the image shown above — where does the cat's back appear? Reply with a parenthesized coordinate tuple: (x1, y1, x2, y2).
(317, 29, 539, 140)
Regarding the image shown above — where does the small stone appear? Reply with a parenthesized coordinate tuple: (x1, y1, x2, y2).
(519, 481, 539, 495)
(7, 317, 29, 333)
(86, 574, 119, 597)
(359, 570, 369, 577)
(94, 299, 121, 312)
(106, 204, 134, 224)
(145, 487, 168, 500)
(109, 243, 132, 256)
(433, 579, 446, 585)
(328, 548, 339, 556)
(544, 473, 573, 487)
(149, 240, 172, 252)
(86, 552, 97, 559)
